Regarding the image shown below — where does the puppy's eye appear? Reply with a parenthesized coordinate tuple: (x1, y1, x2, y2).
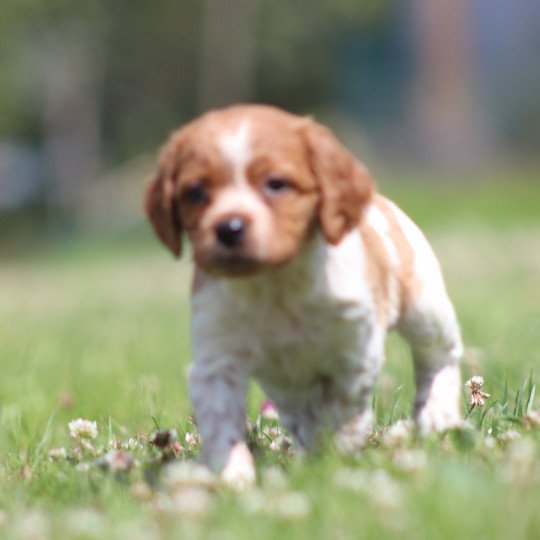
(183, 184, 208, 205)
(264, 176, 292, 195)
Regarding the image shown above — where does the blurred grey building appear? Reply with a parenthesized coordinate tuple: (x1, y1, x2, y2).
(332, 0, 540, 165)
(0, 143, 44, 210)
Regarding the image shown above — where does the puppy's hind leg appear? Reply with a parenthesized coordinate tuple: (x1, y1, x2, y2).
(265, 326, 385, 455)
(262, 386, 324, 452)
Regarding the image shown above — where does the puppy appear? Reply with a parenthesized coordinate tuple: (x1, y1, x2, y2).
(145, 104, 463, 487)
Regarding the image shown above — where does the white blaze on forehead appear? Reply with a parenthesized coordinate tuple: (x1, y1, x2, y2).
(204, 121, 272, 250)
(219, 121, 252, 186)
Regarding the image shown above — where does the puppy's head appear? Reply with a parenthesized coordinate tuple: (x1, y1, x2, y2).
(145, 104, 373, 276)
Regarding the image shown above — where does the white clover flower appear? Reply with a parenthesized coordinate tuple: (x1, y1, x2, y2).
(114, 520, 161, 540)
(108, 439, 122, 450)
(69, 419, 98, 440)
(101, 450, 134, 473)
(170, 486, 215, 517)
(392, 449, 427, 474)
(48, 447, 68, 461)
(268, 440, 280, 453)
(162, 461, 217, 489)
(240, 489, 311, 519)
(381, 420, 412, 448)
(484, 436, 497, 449)
(13, 510, 50, 540)
(184, 432, 200, 448)
(466, 375, 485, 388)
(273, 491, 311, 519)
(333, 467, 368, 492)
(76, 462, 91, 473)
(262, 466, 288, 489)
(465, 375, 490, 410)
(369, 470, 403, 511)
(130, 481, 152, 501)
(65, 508, 105, 538)
(269, 434, 293, 454)
(500, 438, 537, 484)
(261, 425, 283, 439)
(126, 437, 144, 451)
(336, 469, 397, 505)
(260, 400, 280, 421)
(499, 429, 521, 443)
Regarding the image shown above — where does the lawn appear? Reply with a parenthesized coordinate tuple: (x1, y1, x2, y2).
(0, 174, 539, 539)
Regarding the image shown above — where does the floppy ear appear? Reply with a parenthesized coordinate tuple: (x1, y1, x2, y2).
(301, 119, 373, 245)
(144, 170, 182, 258)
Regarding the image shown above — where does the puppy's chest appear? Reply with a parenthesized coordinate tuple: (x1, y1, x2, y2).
(252, 302, 362, 386)
(194, 281, 375, 386)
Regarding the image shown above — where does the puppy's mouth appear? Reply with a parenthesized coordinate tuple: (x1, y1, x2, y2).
(204, 253, 265, 277)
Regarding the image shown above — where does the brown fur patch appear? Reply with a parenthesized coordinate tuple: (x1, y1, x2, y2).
(359, 213, 392, 324)
(144, 173, 182, 257)
(374, 195, 417, 309)
(299, 119, 374, 245)
(360, 195, 417, 325)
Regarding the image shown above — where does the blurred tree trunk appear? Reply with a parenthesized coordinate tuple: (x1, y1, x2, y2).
(198, 0, 258, 112)
(410, 0, 491, 167)
(37, 20, 103, 225)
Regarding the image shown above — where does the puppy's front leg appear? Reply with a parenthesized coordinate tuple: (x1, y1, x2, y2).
(189, 361, 255, 488)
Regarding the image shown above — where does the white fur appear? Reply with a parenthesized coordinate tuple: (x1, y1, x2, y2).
(203, 122, 274, 258)
(189, 198, 463, 485)
(220, 442, 256, 490)
(219, 121, 251, 185)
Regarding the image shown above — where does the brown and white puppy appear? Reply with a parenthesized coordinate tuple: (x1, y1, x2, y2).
(145, 104, 463, 487)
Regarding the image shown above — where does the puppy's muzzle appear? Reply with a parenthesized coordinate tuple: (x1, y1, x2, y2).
(215, 217, 246, 248)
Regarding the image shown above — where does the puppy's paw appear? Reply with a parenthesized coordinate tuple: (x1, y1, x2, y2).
(416, 402, 463, 434)
(415, 365, 463, 435)
(335, 409, 372, 455)
(221, 442, 256, 490)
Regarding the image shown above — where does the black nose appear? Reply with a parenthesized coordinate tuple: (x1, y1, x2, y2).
(215, 217, 246, 248)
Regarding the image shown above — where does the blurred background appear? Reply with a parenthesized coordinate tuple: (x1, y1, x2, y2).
(1, 0, 539, 249)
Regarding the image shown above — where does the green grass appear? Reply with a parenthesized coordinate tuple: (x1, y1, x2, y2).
(1, 177, 540, 539)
